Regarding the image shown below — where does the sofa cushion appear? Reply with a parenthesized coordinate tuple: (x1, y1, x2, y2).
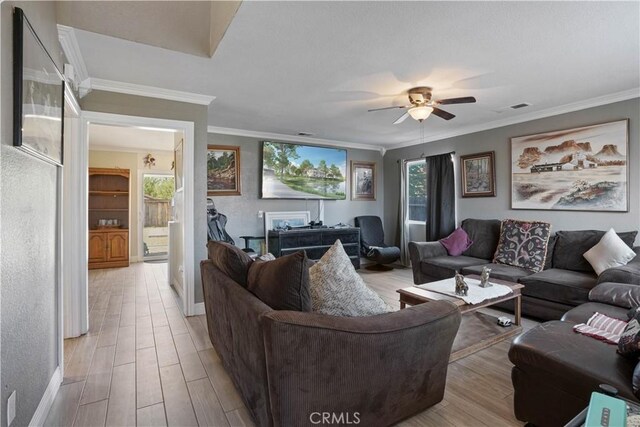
(519, 268, 597, 306)
(461, 263, 533, 283)
(207, 241, 254, 287)
(309, 240, 390, 316)
(247, 250, 311, 311)
(584, 228, 637, 275)
(562, 302, 628, 324)
(439, 227, 473, 256)
(553, 230, 638, 273)
(544, 234, 557, 270)
(461, 219, 502, 260)
(493, 219, 551, 273)
(421, 255, 489, 281)
(509, 320, 637, 402)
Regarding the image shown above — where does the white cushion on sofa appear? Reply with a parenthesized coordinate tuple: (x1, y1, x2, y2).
(309, 240, 391, 316)
(583, 228, 636, 276)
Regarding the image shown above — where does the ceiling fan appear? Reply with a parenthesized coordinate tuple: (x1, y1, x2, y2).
(368, 86, 476, 124)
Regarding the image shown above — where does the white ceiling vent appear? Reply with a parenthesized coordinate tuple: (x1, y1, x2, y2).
(510, 102, 532, 109)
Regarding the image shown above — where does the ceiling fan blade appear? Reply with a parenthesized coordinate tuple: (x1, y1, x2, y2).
(393, 112, 410, 124)
(438, 96, 477, 105)
(432, 107, 456, 120)
(368, 105, 408, 112)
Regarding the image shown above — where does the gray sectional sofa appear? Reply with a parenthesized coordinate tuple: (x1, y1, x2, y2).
(409, 219, 640, 320)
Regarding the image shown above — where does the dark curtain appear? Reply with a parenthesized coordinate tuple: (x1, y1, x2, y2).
(425, 153, 455, 241)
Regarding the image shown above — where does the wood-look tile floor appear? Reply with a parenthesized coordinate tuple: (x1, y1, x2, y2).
(46, 262, 535, 426)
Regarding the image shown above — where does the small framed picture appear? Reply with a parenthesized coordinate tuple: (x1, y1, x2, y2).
(13, 7, 65, 166)
(351, 161, 376, 201)
(460, 151, 496, 198)
(207, 145, 241, 196)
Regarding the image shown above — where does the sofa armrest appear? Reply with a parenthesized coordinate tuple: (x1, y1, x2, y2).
(597, 255, 640, 285)
(261, 301, 461, 427)
(589, 282, 640, 309)
(408, 241, 447, 284)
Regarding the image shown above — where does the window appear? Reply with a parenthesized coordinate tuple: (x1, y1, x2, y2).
(407, 159, 426, 222)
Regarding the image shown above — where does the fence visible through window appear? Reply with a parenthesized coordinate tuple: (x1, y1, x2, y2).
(408, 197, 427, 222)
(407, 160, 427, 222)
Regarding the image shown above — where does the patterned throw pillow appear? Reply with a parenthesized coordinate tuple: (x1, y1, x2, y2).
(493, 219, 552, 273)
(619, 317, 640, 357)
(310, 240, 391, 317)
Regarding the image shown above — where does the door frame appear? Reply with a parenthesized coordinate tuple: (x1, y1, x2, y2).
(140, 171, 174, 262)
(74, 111, 196, 318)
(63, 90, 85, 339)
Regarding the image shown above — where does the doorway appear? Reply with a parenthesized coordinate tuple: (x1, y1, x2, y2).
(142, 173, 175, 261)
(67, 111, 196, 330)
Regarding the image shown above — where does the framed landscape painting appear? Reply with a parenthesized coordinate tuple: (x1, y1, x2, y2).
(351, 161, 376, 201)
(207, 145, 241, 196)
(460, 151, 496, 198)
(13, 7, 65, 166)
(511, 120, 628, 211)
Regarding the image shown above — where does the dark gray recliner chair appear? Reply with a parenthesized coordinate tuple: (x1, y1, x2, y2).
(355, 216, 401, 270)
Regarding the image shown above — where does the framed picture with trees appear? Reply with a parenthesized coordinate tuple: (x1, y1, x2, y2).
(261, 141, 347, 199)
(207, 145, 241, 196)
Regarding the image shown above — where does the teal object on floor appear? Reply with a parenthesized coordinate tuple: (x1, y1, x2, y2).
(585, 392, 627, 427)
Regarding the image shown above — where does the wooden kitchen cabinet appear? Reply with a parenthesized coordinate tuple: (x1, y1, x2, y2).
(88, 230, 129, 269)
(88, 167, 131, 270)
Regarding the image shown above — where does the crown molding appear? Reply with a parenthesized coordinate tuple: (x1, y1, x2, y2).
(57, 25, 89, 84)
(388, 88, 640, 150)
(207, 126, 386, 153)
(89, 78, 216, 105)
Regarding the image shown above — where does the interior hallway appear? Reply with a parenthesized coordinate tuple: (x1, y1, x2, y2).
(45, 262, 535, 426)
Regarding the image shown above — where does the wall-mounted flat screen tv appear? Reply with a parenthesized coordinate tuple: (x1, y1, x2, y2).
(261, 141, 347, 200)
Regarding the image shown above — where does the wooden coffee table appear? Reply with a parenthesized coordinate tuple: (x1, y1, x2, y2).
(397, 275, 524, 362)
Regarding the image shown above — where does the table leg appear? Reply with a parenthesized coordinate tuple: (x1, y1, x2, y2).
(514, 295, 522, 326)
(400, 301, 406, 310)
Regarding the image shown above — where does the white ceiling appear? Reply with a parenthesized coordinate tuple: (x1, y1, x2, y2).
(72, 1, 640, 148)
(57, 1, 240, 57)
(88, 124, 176, 152)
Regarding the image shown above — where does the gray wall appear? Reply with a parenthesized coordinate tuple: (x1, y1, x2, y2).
(1, 2, 61, 426)
(80, 91, 209, 303)
(207, 133, 385, 245)
(384, 98, 640, 245)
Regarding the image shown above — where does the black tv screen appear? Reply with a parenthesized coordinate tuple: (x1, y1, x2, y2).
(261, 141, 347, 200)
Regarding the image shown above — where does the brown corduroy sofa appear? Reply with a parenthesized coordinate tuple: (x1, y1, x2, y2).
(200, 259, 462, 427)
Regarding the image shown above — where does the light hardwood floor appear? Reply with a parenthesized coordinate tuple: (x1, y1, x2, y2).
(45, 262, 534, 426)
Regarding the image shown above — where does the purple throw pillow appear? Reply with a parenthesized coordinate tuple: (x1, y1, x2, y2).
(439, 227, 473, 256)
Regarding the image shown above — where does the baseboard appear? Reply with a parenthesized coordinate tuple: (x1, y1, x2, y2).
(29, 366, 61, 427)
(192, 302, 205, 316)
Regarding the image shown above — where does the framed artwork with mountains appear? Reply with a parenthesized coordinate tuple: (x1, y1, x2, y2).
(511, 119, 628, 212)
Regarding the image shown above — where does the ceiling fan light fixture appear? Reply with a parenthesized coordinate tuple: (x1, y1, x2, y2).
(408, 106, 433, 122)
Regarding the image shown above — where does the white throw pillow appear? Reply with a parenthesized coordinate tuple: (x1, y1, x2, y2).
(309, 240, 392, 316)
(583, 228, 636, 276)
